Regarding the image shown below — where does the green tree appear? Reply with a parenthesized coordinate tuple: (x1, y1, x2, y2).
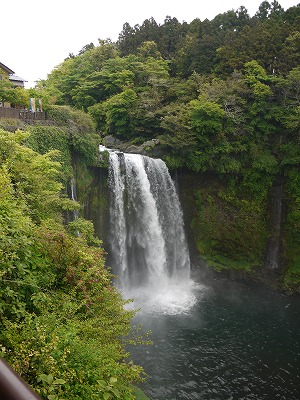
(103, 89, 138, 138)
(0, 128, 147, 399)
(0, 80, 29, 107)
(41, 41, 119, 106)
(255, 1, 272, 19)
(189, 96, 226, 138)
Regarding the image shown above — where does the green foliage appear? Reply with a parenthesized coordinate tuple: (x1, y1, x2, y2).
(26, 125, 73, 180)
(25, 3, 300, 290)
(163, 154, 185, 170)
(244, 60, 269, 83)
(192, 179, 268, 270)
(188, 97, 226, 138)
(0, 116, 23, 126)
(0, 166, 35, 319)
(66, 218, 102, 247)
(283, 170, 300, 290)
(27, 106, 99, 167)
(88, 102, 107, 131)
(0, 128, 146, 399)
(37, 374, 66, 400)
(35, 41, 119, 107)
(0, 80, 29, 107)
(0, 129, 73, 223)
(46, 105, 96, 132)
(244, 61, 272, 99)
(103, 89, 138, 138)
(130, 386, 151, 400)
(0, 79, 16, 103)
(158, 103, 196, 159)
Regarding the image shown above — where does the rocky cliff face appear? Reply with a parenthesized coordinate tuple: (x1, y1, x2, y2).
(176, 170, 268, 269)
(103, 135, 164, 158)
(74, 159, 298, 293)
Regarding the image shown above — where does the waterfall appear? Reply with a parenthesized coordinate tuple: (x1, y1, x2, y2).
(70, 177, 79, 220)
(102, 146, 197, 313)
(108, 151, 128, 285)
(265, 179, 283, 269)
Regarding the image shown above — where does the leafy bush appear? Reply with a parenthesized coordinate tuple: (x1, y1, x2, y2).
(0, 128, 146, 399)
(26, 125, 73, 181)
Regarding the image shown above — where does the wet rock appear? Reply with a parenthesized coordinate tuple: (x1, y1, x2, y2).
(103, 135, 121, 147)
(125, 144, 146, 154)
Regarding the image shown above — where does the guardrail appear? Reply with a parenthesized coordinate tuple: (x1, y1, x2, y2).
(0, 357, 41, 399)
(0, 107, 46, 121)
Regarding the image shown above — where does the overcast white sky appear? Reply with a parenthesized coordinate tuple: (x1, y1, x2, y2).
(1, 0, 298, 88)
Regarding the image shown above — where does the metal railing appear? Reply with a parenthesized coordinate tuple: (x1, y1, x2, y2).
(0, 357, 41, 400)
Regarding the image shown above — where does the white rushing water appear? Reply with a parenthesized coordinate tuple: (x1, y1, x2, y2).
(70, 177, 79, 220)
(101, 146, 200, 314)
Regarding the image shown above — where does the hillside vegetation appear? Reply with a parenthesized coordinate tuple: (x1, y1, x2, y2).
(33, 2, 299, 290)
(0, 3, 299, 396)
(0, 117, 149, 399)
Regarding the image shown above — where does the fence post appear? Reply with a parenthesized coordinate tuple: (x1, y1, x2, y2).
(0, 357, 42, 400)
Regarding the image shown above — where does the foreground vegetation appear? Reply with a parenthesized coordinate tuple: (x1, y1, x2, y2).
(0, 124, 148, 399)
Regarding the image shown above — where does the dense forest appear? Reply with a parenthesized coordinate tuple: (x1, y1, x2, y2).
(35, 1, 300, 180)
(33, 1, 299, 287)
(0, 1, 300, 399)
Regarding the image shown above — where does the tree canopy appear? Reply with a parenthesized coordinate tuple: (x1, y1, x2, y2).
(1, 5, 299, 398)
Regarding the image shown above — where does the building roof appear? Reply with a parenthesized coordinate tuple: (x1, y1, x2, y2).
(9, 74, 27, 82)
(0, 62, 14, 75)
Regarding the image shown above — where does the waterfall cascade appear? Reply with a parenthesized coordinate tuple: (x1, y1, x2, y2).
(265, 179, 283, 269)
(101, 146, 198, 313)
(70, 177, 79, 220)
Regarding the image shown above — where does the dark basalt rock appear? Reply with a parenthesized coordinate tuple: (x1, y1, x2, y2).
(103, 135, 162, 157)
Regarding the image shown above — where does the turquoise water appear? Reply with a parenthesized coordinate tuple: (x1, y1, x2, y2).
(129, 274, 300, 399)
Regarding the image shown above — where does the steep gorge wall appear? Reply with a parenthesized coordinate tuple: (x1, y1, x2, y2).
(176, 170, 271, 273)
(176, 169, 299, 292)
(74, 162, 299, 292)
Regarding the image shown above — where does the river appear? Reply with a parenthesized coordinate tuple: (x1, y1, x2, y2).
(128, 272, 300, 400)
